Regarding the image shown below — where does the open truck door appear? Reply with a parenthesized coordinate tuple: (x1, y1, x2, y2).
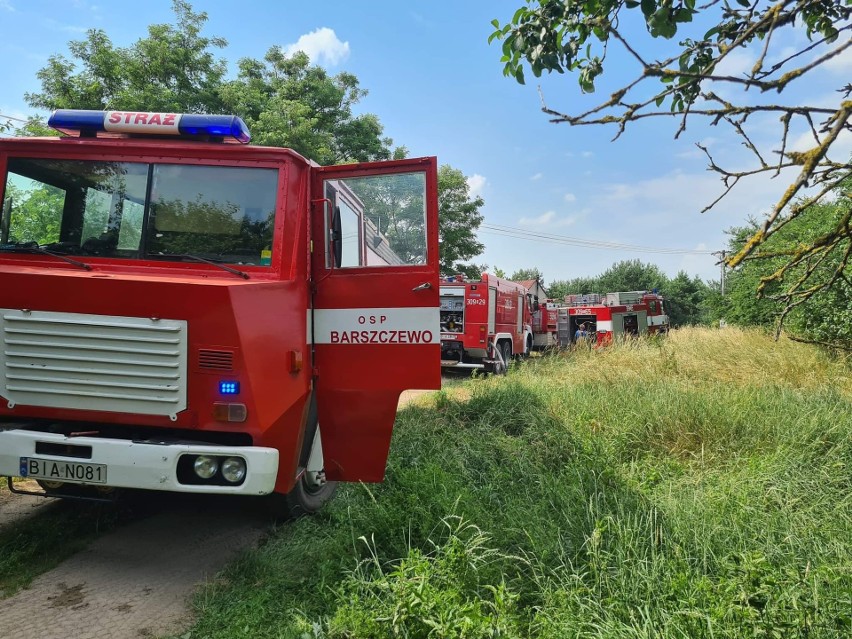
(310, 157, 440, 482)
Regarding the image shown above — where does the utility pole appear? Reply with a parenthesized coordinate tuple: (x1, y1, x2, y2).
(712, 250, 727, 296)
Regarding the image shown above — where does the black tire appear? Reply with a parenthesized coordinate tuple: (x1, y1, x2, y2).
(524, 335, 533, 358)
(261, 473, 338, 521)
(261, 420, 338, 520)
(283, 473, 338, 518)
(501, 341, 513, 372)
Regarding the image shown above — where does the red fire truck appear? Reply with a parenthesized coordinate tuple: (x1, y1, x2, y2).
(558, 291, 669, 346)
(532, 300, 562, 349)
(439, 273, 534, 372)
(0, 110, 440, 517)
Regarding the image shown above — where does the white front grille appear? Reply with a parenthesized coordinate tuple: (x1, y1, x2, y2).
(0, 309, 187, 418)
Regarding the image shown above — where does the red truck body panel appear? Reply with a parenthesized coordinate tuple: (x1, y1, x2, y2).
(0, 125, 439, 496)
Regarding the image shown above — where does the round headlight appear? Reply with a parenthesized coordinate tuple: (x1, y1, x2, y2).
(193, 455, 219, 479)
(221, 457, 246, 484)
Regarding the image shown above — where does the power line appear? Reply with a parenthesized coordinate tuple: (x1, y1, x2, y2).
(480, 223, 714, 255)
(0, 113, 30, 124)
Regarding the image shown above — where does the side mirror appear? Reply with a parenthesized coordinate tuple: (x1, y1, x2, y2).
(331, 205, 343, 267)
(533, 301, 540, 312)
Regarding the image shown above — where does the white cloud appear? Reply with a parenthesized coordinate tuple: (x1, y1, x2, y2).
(563, 192, 576, 203)
(820, 45, 852, 75)
(0, 0, 14, 11)
(520, 211, 556, 225)
(715, 48, 757, 78)
(530, 172, 542, 181)
(581, 151, 594, 158)
(518, 210, 577, 228)
(791, 127, 852, 161)
(467, 174, 487, 198)
(284, 27, 350, 66)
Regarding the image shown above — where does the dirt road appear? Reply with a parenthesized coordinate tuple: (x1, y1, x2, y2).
(0, 389, 437, 639)
(0, 494, 268, 639)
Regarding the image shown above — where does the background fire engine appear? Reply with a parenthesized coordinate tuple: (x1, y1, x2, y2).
(0, 109, 440, 518)
(557, 291, 669, 346)
(439, 273, 534, 373)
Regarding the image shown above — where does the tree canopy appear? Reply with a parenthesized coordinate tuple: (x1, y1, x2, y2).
(491, 0, 851, 330)
(16, 0, 486, 267)
(438, 166, 486, 277)
(719, 182, 852, 348)
(510, 267, 545, 282)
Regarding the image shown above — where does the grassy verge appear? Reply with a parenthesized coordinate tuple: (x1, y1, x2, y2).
(185, 327, 851, 638)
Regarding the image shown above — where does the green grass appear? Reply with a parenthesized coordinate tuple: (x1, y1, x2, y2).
(185, 327, 851, 638)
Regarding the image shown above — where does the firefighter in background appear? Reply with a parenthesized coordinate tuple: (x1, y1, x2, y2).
(574, 322, 591, 345)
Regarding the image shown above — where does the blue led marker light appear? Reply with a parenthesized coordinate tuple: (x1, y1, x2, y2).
(47, 110, 251, 144)
(219, 381, 240, 395)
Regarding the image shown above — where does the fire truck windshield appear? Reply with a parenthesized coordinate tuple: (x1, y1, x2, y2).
(1, 158, 278, 267)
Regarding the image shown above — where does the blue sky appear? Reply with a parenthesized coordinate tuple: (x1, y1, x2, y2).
(1, 0, 849, 286)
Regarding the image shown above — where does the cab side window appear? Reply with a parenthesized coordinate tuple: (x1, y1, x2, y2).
(324, 172, 427, 268)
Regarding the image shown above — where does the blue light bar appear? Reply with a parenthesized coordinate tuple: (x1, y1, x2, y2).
(47, 110, 251, 144)
(219, 381, 240, 395)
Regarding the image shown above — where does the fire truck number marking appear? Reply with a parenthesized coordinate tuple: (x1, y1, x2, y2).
(312, 307, 440, 345)
(466, 298, 486, 306)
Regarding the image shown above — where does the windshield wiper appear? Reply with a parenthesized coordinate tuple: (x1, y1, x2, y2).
(155, 253, 249, 279)
(0, 243, 92, 271)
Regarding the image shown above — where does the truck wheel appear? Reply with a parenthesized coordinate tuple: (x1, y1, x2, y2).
(283, 469, 337, 518)
(524, 336, 532, 358)
(262, 425, 337, 520)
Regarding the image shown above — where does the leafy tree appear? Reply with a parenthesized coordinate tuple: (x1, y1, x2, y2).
(597, 259, 667, 294)
(3, 183, 64, 245)
(220, 49, 396, 165)
(510, 267, 544, 282)
(493, 267, 507, 278)
(437, 165, 485, 276)
(24, 1, 395, 166)
(27, 1, 227, 114)
(662, 270, 710, 326)
(19, 1, 485, 265)
(721, 186, 852, 348)
(491, 0, 851, 328)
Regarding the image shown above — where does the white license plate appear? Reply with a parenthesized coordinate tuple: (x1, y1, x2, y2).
(20, 457, 108, 485)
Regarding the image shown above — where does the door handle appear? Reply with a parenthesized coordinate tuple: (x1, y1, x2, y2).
(412, 282, 432, 291)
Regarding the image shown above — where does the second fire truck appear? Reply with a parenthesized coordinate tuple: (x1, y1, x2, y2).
(439, 274, 534, 373)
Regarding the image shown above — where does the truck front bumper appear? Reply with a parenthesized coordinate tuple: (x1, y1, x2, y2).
(0, 429, 279, 495)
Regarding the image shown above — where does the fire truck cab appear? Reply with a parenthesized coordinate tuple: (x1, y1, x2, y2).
(439, 273, 533, 373)
(0, 110, 440, 516)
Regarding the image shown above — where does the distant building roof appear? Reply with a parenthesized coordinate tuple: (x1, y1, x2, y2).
(514, 279, 549, 298)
